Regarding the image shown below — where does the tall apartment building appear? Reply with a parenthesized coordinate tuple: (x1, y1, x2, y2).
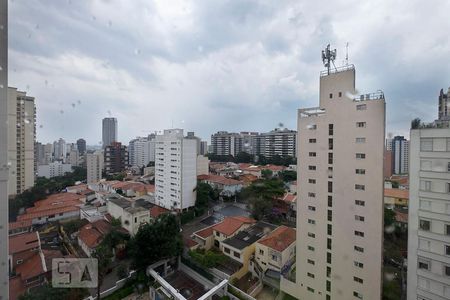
(240, 131, 259, 155)
(6, 87, 36, 196)
(259, 128, 296, 158)
(211, 131, 241, 156)
(86, 151, 103, 184)
(391, 135, 409, 175)
(53, 138, 66, 162)
(102, 117, 118, 148)
(289, 63, 385, 300)
(77, 138, 86, 155)
(200, 140, 208, 155)
(407, 126, 450, 300)
(438, 87, 449, 121)
(154, 129, 197, 210)
(104, 142, 128, 175)
(68, 149, 80, 167)
(128, 135, 156, 168)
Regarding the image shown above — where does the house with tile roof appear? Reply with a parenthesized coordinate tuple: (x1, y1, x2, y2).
(78, 219, 113, 256)
(197, 174, 243, 196)
(107, 196, 150, 236)
(253, 226, 296, 286)
(8, 220, 33, 236)
(384, 188, 409, 208)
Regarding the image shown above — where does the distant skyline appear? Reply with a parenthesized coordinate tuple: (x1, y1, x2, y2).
(8, 1, 450, 145)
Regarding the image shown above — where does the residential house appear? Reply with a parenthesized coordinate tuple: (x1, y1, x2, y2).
(384, 188, 409, 208)
(197, 174, 243, 196)
(77, 219, 118, 256)
(107, 197, 150, 236)
(9, 220, 32, 236)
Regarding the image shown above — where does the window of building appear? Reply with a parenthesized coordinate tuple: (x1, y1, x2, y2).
(327, 210, 332, 222)
(308, 179, 316, 184)
(327, 224, 332, 235)
(446, 224, 450, 236)
(356, 104, 367, 110)
(356, 153, 366, 159)
(308, 232, 316, 238)
(355, 184, 365, 191)
(215, 231, 220, 237)
(309, 152, 317, 157)
(271, 255, 278, 261)
(308, 206, 316, 211)
(355, 215, 365, 222)
(309, 138, 317, 143)
(356, 137, 366, 143)
(420, 180, 431, 191)
(308, 124, 317, 130)
(308, 219, 316, 225)
(356, 122, 366, 128)
(307, 272, 315, 278)
(259, 249, 264, 255)
(339, 92, 342, 97)
(448, 162, 450, 172)
(355, 169, 365, 175)
(418, 259, 430, 271)
(329, 138, 333, 150)
(353, 291, 363, 299)
(328, 152, 333, 164)
(327, 266, 331, 278)
(354, 276, 364, 284)
(16, 259, 23, 265)
(355, 231, 364, 237)
(420, 138, 433, 151)
(224, 247, 230, 254)
(327, 238, 332, 250)
(234, 251, 240, 258)
(328, 196, 332, 207)
(308, 165, 316, 171)
(329, 93, 333, 99)
(308, 192, 316, 198)
(419, 219, 431, 231)
(328, 181, 333, 193)
(445, 266, 450, 276)
(354, 261, 364, 268)
(328, 167, 333, 178)
(307, 259, 315, 265)
(329, 124, 334, 136)
(308, 245, 315, 251)
(446, 245, 450, 256)
(326, 252, 332, 264)
(307, 287, 315, 293)
(354, 246, 364, 253)
(355, 200, 365, 206)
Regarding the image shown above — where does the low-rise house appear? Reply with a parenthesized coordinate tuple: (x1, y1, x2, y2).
(384, 188, 409, 208)
(77, 219, 116, 256)
(197, 174, 243, 196)
(221, 222, 277, 279)
(193, 216, 256, 250)
(107, 197, 150, 236)
(241, 165, 262, 178)
(9, 232, 40, 272)
(9, 220, 32, 236)
(273, 193, 297, 221)
(253, 226, 296, 286)
(261, 165, 287, 177)
(238, 174, 258, 187)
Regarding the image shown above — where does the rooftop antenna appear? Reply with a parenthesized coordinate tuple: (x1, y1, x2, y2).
(321, 44, 337, 75)
(345, 42, 349, 66)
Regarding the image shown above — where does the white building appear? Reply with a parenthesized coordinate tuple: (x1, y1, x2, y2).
(196, 155, 209, 176)
(128, 135, 156, 168)
(102, 117, 117, 148)
(407, 125, 450, 300)
(7, 87, 36, 196)
(86, 151, 103, 184)
(258, 128, 297, 158)
(38, 161, 72, 178)
(390, 135, 409, 175)
(154, 129, 197, 210)
(68, 149, 80, 167)
(53, 138, 66, 162)
(282, 61, 385, 300)
(107, 197, 150, 236)
(211, 131, 242, 156)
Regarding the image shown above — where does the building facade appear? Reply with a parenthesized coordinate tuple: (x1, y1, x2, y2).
(86, 151, 103, 184)
(200, 141, 208, 155)
(154, 129, 197, 210)
(37, 161, 72, 179)
(211, 131, 242, 157)
(7, 87, 36, 196)
(289, 64, 385, 300)
(76, 138, 86, 155)
(438, 87, 449, 121)
(407, 127, 450, 300)
(104, 142, 128, 175)
(102, 117, 117, 148)
(391, 135, 410, 175)
(128, 134, 155, 168)
(53, 138, 66, 162)
(259, 128, 296, 158)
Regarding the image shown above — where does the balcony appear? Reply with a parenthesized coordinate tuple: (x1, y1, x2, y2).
(298, 107, 325, 118)
(353, 91, 385, 101)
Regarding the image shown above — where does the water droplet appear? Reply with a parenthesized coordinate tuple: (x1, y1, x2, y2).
(39, 124, 43, 128)
(71, 103, 76, 108)
(197, 46, 203, 52)
(44, 80, 48, 86)
(107, 110, 111, 116)
(108, 20, 112, 27)
(99, 141, 103, 145)
(24, 119, 30, 124)
(0, 25, 4, 30)
(60, 110, 64, 114)
(0, 84, 3, 89)
(77, 100, 81, 105)
(92, 16, 96, 21)
(134, 49, 141, 55)
(0, 66, 2, 71)
(35, 24, 39, 30)
(27, 33, 31, 39)
(26, 84, 30, 90)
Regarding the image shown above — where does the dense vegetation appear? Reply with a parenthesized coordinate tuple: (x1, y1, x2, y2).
(206, 152, 296, 166)
(9, 167, 87, 221)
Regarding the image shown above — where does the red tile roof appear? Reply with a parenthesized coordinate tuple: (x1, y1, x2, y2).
(262, 165, 286, 172)
(9, 220, 32, 231)
(384, 188, 409, 199)
(195, 226, 215, 239)
(258, 226, 296, 252)
(184, 238, 199, 248)
(395, 210, 408, 224)
(213, 216, 255, 236)
(15, 252, 45, 280)
(276, 193, 297, 203)
(17, 206, 80, 222)
(9, 276, 25, 300)
(9, 232, 39, 254)
(197, 174, 242, 186)
(150, 205, 170, 218)
(78, 219, 113, 249)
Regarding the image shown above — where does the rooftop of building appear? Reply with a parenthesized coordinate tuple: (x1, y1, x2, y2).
(212, 216, 256, 236)
(384, 188, 409, 199)
(9, 220, 32, 231)
(9, 232, 40, 254)
(257, 225, 296, 252)
(222, 221, 277, 250)
(197, 174, 242, 186)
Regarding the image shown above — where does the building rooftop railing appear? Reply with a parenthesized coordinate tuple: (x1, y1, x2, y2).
(411, 119, 450, 129)
(320, 64, 355, 77)
(353, 91, 385, 102)
(298, 107, 326, 118)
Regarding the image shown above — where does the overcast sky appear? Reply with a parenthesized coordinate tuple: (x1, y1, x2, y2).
(8, 0, 450, 145)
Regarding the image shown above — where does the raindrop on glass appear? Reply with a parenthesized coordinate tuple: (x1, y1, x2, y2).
(108, 20, 112, 27)
(197, 46, 203, 52)
(134, 49, 141, 55)
(107, 110, 111, 116)
(60, 110, 64, 114)
(0, 84, 3, 89)
(0, 66, 2, 71)
(27, 33, 31, 39)
(35, 24, 39, 30)
(24, 119, 30, 124)
(77, 100, 81, 105)
(44, 80, 48, 86)
(71, 103, 76, 108)
(26, 84, 30, 90)
(92, 16, 97, 21)
(39, 124, 43, 128)
(0, 25, 4, 31)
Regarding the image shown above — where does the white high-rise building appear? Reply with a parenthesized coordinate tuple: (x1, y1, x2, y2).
(128, 135, 156, 168)
(407, 125, 450, 300)
(7, 87, 36, 196)
(102, 117, 118, 148)
(53, 138, 66, 162)
(154, 129, 197, 210)
(86, 151, 103, 184)
(283, 60, 385, 300)
(68, 149, 80, 167)
(37, 161, 73, 179)
(392, 135, 409, 175)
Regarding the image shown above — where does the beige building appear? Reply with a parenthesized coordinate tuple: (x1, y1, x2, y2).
(407, 126, 450, 300)
(283, 63, 385, 300)
(7, 87, 36, 196)
(86, 151, 103, 184)
(107, 197, 150, 236)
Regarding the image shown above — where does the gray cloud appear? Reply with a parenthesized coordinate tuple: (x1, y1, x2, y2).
(8, 0, 450, 144)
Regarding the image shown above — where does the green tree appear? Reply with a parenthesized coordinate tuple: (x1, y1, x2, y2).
(128, 214, 183, 269)
(19, 283, 87, 300)
(92, 244, 114, 300)
(235, 151, 254, 163)
(261, 169, 273, 179)
(195, 182, 213, 210)
(279, 170, 297, 182)
(247, 179, 285, 220)
(189, 249, 227, 268)
(384, 208, 396, 227)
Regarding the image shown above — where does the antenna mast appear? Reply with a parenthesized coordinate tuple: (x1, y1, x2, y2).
(321, 44, 337, 75)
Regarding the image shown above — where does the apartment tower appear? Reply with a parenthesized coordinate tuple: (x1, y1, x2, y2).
(102, 117, 118, 148)
(392, 135, 410, 175)
(407, 123, 450, 299)
(293, 53, 385, 299)
(86, 151, 104, 184)
(7, 87, 36, 196)
(154, 129, 197, 210)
